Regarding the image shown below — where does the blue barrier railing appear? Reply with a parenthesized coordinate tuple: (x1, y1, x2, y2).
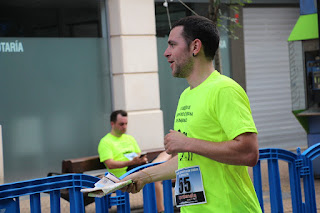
(1, 144, 320, 213)
(0, 174, 129, 213)
(301, 143, 320, 213)
(119, 161, 174, 213)
(252, 148, 302, 213)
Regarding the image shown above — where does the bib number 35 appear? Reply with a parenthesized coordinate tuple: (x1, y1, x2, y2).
(175, 166, 207, 207)
(179, 177, 191, 193)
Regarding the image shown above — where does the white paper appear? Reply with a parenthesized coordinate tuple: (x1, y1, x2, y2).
(124, 152, 138, 160)
(81, 172, 132, 197)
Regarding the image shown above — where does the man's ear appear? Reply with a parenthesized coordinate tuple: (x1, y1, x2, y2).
(192, 39, 202, 56)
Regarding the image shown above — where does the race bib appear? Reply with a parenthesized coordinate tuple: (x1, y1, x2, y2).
(175, 166, 207, 207)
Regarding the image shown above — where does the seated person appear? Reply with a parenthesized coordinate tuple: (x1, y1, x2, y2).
(98, 110, 147, 178)
(98, 110, 172, 212)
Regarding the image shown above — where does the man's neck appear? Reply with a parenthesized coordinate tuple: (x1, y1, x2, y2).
(110, 131, 122, 137)
(186, 59, 215, 89)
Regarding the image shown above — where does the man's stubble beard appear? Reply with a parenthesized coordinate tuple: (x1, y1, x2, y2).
(173, 57, 194, 78)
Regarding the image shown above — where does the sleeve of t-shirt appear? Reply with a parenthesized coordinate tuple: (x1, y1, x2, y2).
(215, 86, 258, 140)
(98, 139, 113, 163)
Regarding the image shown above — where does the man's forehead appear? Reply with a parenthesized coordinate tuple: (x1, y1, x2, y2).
(117, 114, 126, 118)
(168, 26, 184, 40)
(116, 114, 127, 121)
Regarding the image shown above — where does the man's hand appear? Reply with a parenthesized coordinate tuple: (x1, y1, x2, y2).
(120, 156, 178, 194)
(164, 129, 189, 154)
(120, 169, 152, 194)
(131, 155, 148, 166)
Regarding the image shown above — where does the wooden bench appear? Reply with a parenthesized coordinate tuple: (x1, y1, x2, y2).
(62, 155, 105, 174)
(48, 150, 165, 206)
(60, 150, 164, 174)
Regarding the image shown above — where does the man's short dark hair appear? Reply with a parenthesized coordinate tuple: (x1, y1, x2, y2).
(172, 16, 220, 61)
(110, 110, 127, 122)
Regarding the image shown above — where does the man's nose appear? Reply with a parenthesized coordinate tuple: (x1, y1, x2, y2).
(164, 48, 170, 58)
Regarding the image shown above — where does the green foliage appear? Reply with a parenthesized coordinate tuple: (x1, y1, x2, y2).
(210, 0, 252, 40)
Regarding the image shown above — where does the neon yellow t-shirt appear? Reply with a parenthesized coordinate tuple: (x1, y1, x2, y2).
(98, 133, 141, 177)
(174, 71, 262, 212)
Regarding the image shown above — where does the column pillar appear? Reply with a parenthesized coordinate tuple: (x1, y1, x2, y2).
(107, 0, 164, 151)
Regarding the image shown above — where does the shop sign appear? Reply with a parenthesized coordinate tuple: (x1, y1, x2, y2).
(0, 40, 24, 53)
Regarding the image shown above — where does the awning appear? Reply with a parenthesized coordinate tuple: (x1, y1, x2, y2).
(288, 13, 318, 41)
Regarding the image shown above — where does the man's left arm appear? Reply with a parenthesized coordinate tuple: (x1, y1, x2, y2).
(164, 130, 259, 167)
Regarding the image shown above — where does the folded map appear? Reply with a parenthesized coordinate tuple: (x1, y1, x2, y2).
(81, 172, 132, 198)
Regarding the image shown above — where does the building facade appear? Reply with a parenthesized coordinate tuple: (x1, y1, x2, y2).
(0, 0, 305, 183)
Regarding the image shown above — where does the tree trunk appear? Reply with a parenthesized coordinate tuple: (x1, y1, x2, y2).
(208, 0, 222, 73)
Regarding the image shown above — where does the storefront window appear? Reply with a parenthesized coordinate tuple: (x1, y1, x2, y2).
(0, 1, 112, 182)
(0, 2, 101, 37)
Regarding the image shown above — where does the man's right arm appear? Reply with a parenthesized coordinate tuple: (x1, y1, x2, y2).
(121, 155, 177, 194)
